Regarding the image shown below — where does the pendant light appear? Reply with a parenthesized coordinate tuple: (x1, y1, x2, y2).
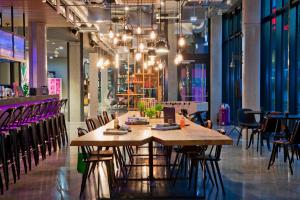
(108, 3, 114, 39)
(178, 0, 185, 47)
(136, 0, 142, 35)
(150, 4, 157, 40)
(156, 0, 169, 54)
(148, 49, 156, 58)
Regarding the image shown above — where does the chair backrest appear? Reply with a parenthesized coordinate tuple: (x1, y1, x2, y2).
(86, 118, 101, 132)
(30, 103, 42, 120)
(21, 104, 35, 123)
(237, 108, 257, 124)
(8, 106, 24, 127)
(262, 112, 282, 133)
(111, 113, 116, 120)
(77, 127, 89, 137)
(0, 108, 14, 130)
(77, 128, 91, 159)
(103, 111, 110, 124)
(289, 121, 300, 144)
(97, 115, 105, 126)
(181, 109, 188, 117)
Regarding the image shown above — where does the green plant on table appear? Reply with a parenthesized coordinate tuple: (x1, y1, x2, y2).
(154, 103, 163, 112)
(138, 101, 145, 111)
(145, 108, 156, 118)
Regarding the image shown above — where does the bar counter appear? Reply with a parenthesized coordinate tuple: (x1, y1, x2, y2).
(0, 95, 59, 107)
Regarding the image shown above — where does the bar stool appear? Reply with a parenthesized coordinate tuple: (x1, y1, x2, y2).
(0, 108, 16, 190)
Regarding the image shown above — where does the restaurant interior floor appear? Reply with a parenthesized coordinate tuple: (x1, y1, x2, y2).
(0, 122, 299, 200)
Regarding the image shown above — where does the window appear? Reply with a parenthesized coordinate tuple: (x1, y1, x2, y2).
(222, 8, 242, 122)
(261, 1, 300, 113)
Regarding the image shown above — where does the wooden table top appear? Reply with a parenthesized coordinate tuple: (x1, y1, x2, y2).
(70, 112, 233, 147)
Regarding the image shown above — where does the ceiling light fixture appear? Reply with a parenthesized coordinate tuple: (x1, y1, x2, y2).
(148, 49, 156, 58)
(156, 40, 169, 54)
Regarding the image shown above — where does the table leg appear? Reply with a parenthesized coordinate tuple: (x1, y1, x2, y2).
(148, 141, 155, 186)
(246, 128, 249, 149)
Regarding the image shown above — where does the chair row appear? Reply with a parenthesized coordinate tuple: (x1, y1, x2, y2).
(0, 98, 68, 194)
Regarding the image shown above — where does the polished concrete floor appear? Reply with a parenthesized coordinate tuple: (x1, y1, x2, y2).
(1, 123, 300, 200)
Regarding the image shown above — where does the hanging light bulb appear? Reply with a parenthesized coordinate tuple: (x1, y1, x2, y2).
(104, 59, 110, 67)
(139, 42, 145, 51)
(174, 51, 183, 65)
(158, 62, 164, 70)
(178, 36, 186, 47)
(113, 36, 118, 45)
(108, 27, 114, 39)
(150, 30, 156, 40)
(122, 33, 127, 41)
(135, 52, 142, 61)
(143, 62, 148, 69)
(97, 57, 105, 68)
(137, 26, 142, 34)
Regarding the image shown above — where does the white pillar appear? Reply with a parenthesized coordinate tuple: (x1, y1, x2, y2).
(68, 42, 83, 122)
(100, 68, 108, 111)
(242, 0, 261, 110)
(28, 22, 47, 88)
(210, 15, 222, 122)
(89, 53, 99, 118)
(167, 23, 178, 101)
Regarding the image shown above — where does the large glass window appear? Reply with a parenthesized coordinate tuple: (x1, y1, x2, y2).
(261, 0, 300, 113)
(222, 7, 242, 122)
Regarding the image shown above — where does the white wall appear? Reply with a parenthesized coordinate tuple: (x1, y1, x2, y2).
(48, 57, 69, 99)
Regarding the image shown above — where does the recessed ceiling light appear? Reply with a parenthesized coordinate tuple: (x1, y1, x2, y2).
(49, 56, 53, 59)
(52, 42, 56, 45)
(59, 46, 64, 50)
(125, 6, 129, 11)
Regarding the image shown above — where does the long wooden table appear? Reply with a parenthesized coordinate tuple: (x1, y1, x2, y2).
(71, 111, 232, 185)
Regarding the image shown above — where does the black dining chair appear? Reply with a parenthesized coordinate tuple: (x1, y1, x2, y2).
(268, 121, 300, 175)
(77, 128, 115, 197)
(236, 108, 260, 146)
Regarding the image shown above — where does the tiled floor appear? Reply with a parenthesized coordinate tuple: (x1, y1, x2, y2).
(1, 123, 300, 200)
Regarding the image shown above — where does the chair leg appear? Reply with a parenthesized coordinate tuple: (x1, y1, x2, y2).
(80, 162, 91, 196)
(215, 161, 225, 195)
(170, 151, 180, 178)
(236, 128, 243, 146)
(268, 143, 277, 170)
(173, 154, 184, 185)
(210, 160, 218, 190)
(193, 160, 199, 195)
(0, 171, 3, 194)
(188, 159, 194, 189)
(285, 146, 293, 175)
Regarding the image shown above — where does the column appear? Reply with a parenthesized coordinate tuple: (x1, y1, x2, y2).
(89, 53, 99, 118)
(167, 23, 178, 101)
(68, 42, 83, 122)
(210, 15, 222, 122)
(28, 22, 47, 88)
(242, 0, 261, 110)
(100, 68, 108, 111)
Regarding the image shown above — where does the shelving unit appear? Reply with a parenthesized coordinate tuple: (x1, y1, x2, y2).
(116, 53, 162, 110)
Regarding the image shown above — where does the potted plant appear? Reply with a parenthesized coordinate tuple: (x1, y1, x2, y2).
(155, 103, 163, 118)
(138, 101, 145, 117)
(145, 108, 156, 118)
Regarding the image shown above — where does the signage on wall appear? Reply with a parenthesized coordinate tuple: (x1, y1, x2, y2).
(0, 29, 25, 62)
